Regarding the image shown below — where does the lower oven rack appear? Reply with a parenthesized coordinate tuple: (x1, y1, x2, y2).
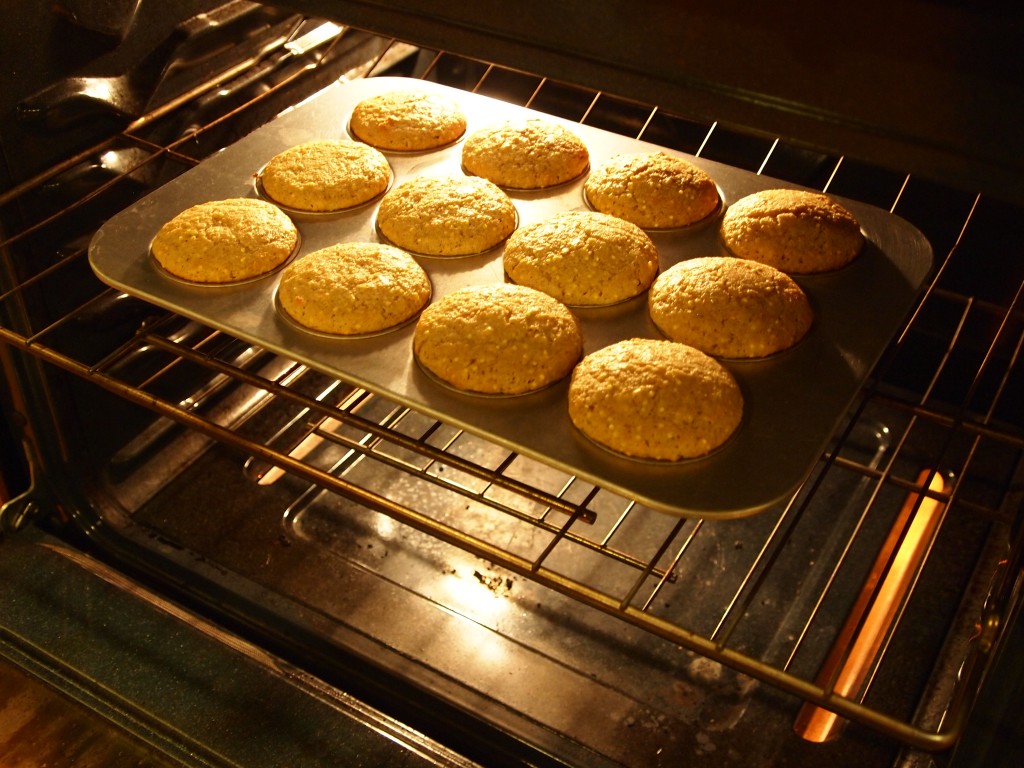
(2, 22, 1023, 761)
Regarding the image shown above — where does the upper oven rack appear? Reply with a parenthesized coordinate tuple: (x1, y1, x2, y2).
(2, 23, 1023, 757)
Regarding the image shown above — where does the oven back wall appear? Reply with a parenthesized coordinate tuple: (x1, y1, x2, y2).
(281, 0, 1024, 203)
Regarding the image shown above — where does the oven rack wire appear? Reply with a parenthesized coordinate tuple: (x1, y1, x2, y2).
(2, 23, 1023, 755)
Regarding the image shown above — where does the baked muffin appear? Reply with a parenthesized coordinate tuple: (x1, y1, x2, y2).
(721, 188, 864, 274)
(377, 175, 517, 256)
(568, 338, 743, 461)
(503, 211, 659, 306)
(584, 151, 720, 229)
(413, 283, 582, 395)
(350, 90, 467, 151)
(462, 118, 589, 189)
(278, 242, 430, 335)
(649, 256, 813, 358)
(260, 139, 391, 212)
(151, 198, 298, 283)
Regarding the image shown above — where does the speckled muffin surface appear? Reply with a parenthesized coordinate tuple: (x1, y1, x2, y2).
(462, 119, 589, 189)
(260, 140, 391, 212)
(721, 188, 864, 274)
(584, 151, 720, 229)
(413, 283, 583, 395)
(377, 175, 517, 256)
(349, 90, 467, 151)
(277, 242, 430, 335)
(504, 211, 659, 306)
(151, 198, 298, 283)
(649, 256, 813, 358)
(568, 338, 743, 461)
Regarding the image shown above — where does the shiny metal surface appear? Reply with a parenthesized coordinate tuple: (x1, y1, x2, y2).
(89, 76, 933, 518)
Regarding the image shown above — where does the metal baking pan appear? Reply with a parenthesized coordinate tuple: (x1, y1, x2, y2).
(89, 76, 933, 518)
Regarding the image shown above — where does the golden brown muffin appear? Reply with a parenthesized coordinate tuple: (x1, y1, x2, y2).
(503, 211, 659, 306)
(584, 151, 720, 229)
(350, 90, 467, 151)
(259, 139, 391, 212)
(151, 198, 298, 283)
(568, 338, 743, 461)
(278, 242, 430, 335)
(720, 188, 864, 274)
(462, 118, 589, 189)
(377, 175, 517, 256)
(413, 283, 583, 395)
(648, 256, 813, 358)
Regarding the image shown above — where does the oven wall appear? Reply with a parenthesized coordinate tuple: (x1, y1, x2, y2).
(278, 0, 1024, 204)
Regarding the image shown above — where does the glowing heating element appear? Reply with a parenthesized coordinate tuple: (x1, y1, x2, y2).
(795, 468, 949, 742)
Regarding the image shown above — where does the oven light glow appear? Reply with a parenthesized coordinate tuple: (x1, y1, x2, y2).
(795, 468, 948, 742)
(410, 568, 514, 667)
(82, 78, 115, 103)
(100, 150, 120, 169)
(371, 515, 398, 539)
(437, 567, 514, 627)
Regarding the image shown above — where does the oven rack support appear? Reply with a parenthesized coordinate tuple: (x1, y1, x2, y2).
(3, 256, 1022, 752)
(2, 25, 1023, 758)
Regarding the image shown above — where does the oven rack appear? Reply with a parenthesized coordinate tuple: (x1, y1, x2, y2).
(2, 25, 1023, 756)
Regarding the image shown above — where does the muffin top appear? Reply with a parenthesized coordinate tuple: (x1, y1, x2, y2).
(462, 118, 589, 189)
(259, 139, 391, 212)
(584, 151, 720, 229)
(350, 90, 467, 151)
(721, 188, 864, 273)
(277, 242, 430, 335)
(413, 283, 583, 395)
(568, 338, 743, 461)
(151, 198, 298, 283)
(504, 211, 659, 306)
(377, 175, 517, 256)
(648, 256, 813, 358)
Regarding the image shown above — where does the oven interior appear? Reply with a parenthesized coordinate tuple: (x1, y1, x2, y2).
(2, 3, 1023, 767)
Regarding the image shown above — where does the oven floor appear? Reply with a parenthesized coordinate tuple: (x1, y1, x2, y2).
(112, 433, 915, 768)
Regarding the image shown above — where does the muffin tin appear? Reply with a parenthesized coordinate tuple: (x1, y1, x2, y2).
(89, 76, 933, 518)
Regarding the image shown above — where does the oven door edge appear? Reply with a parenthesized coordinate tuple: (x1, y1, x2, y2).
(0, 527, 572, 768)
(1, 506, 624, 768)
